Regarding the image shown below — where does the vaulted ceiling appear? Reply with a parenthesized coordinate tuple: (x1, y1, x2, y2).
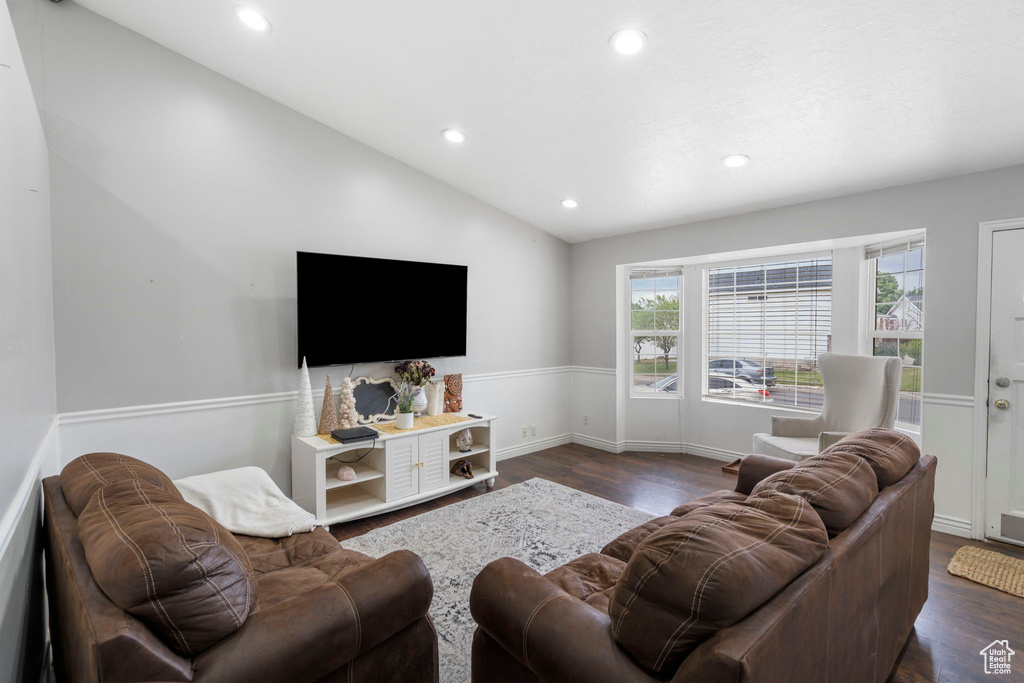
(73, 0, 1024, 242)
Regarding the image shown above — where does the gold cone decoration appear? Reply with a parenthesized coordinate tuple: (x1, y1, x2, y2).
(318, 374, 340, 434)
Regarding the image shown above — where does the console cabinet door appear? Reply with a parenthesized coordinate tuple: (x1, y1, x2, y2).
(386, 438, 418, 501)
(418, 431, 448, 493)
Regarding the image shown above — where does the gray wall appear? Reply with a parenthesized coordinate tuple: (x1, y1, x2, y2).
(570, 164, 1024, 396)
(1, 0, 56, 679)
(12, 0, 570, 413)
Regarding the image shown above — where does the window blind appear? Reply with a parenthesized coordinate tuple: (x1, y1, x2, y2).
(630, 267, 683, 280)
(704, 257, 832, 407)
(864, 235, 925, 260)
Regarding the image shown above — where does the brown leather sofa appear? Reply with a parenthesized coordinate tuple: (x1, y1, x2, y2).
(44, 453, 439, 683)
(470, 429, 934, 683)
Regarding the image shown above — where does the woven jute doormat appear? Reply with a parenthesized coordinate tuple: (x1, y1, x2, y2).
(947, 546, 1024, 598)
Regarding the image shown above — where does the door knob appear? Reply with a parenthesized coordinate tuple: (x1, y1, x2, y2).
(995, 377, 1011, 388)
(995, 399, 1010, 410)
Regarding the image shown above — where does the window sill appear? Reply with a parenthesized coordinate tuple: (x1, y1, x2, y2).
(629, 393, 682, 400)
(894, 424, 922, 441)
(699, 397, 820, 415)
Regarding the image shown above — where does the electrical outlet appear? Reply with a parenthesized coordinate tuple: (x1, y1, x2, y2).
(530, 425, 537, 437)
(521, 426, 528, 438)
(583, 414, 590, 426)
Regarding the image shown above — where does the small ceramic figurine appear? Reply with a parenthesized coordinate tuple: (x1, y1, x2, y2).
(336, 465, 356, 481)
(455, 428, 473, 453)
(450, 459, 473, 479)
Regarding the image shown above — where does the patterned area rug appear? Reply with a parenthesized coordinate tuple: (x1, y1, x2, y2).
(948, 545, 1024, 598)
(341, 478, 655, 683)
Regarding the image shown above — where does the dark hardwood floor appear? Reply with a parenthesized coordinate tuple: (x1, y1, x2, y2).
(329, 443, 1024, 682)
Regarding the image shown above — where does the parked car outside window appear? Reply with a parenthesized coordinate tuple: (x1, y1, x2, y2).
(650, 373, 772, 402)
(705, 372, 773, 402)
(707, 358, 776, 386)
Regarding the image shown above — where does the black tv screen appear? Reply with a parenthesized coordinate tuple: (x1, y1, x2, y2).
(297, 251, 468, 367)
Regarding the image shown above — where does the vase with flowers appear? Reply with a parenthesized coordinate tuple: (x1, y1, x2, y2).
(395, 360, 436, 415)
(394, 382, 417, 430)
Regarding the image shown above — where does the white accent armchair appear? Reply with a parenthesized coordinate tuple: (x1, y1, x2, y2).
(751, 352, 903, 461)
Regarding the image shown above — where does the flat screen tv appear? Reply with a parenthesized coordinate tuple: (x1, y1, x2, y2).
(296, 251, 468, 367)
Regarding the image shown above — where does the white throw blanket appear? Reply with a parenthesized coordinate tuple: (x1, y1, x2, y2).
(174, 466, 317, 538)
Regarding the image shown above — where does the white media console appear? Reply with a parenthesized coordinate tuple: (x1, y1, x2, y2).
(291, 413, 497, 526)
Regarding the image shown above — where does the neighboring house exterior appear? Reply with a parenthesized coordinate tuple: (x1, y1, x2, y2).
(876, 294, 923, 332)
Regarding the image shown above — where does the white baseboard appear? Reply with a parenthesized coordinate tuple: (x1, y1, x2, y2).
(682, 443, 745, 463)
(496, 433, 572, 461)
(622, 440, 686, 454)
(568, 435, 744, 464)
(571, 433, 621, 453)
(932, 513, 973, 538)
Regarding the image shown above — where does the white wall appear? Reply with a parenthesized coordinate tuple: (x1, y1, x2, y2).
(570, 166, 1024, 536)
(0, 0, 57, 679)
(57, 367, 574, 495)
(11, 0, 572, 485)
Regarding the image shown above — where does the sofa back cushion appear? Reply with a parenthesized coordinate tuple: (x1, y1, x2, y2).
(824, 428, 920, 489)
(60, 453, 183, 517)
(750, 450, 877, 534)
(77, 479, 257, 657)
(608, 490, 827, 674)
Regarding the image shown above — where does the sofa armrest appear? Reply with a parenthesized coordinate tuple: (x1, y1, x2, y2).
(470, 558, 661, 683)
(194, 550, 433, 683)
(817, 431, 849, 452)
(770, 414, 822, 438)
(735, 454, 798, 495)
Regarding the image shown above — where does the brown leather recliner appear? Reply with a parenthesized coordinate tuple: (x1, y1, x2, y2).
(44, 453, 439, 683)
(470, 429, 935, 683)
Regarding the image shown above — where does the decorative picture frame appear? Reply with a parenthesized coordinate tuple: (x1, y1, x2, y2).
(351, 376, 399, 424)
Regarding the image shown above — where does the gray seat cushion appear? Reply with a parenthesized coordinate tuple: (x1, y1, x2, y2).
(751, 433, 818, 461)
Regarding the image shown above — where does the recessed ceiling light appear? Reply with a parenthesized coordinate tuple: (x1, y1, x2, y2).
(609, 29, 648, 55)
(442, 129, 466, 143)
(560, 199, 579, 209)
(235, 6, 271, 32)
(721, 154, 750, 168)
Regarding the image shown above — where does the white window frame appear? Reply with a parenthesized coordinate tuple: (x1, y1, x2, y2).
(865, 236, 925, 433)
(701, 251, 833, 412)
(628, 269, 682, 399)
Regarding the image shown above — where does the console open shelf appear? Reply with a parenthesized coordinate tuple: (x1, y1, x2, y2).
(292, 413, 497, 527)
(448, 443, 489, 460)
(325, 460, 385, 489)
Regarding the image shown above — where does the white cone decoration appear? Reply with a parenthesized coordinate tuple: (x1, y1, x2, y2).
(339, 376, 359, 428)
(293, 357, 317, 437)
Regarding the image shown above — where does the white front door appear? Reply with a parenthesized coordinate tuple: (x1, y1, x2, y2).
(985, 227, 1024, 546)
